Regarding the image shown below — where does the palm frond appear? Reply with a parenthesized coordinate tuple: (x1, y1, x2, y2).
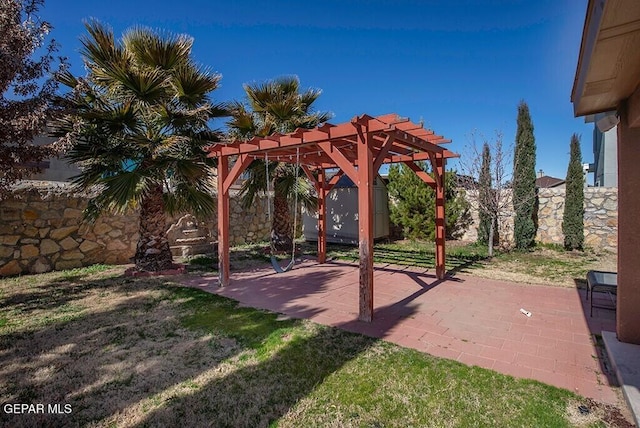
(164, 185, 215, 218)
(244, 82, 274, 112)
(170, 159, 211, 181)
(80, 20, 121, 72)
(70, 165, 109, 190)
(81, 172, 150, 221)
(172, 63, 221, 107)
(298, 88, 322, 110)
(209, 101, 229, 119)
(162, 103, 213, 132)
(226, 101, 258, 140)
(192, 129, 224, 146)
(272, 75, 300, 97)
(237, 159, 269, 209)
(124, 26, 192, 70)
(294, 172, 318, 212)
(102, 171, 148, 207)
(117, 66, 170, 103)
(56, 69, 78, 90)
(266, 96, 299, 124)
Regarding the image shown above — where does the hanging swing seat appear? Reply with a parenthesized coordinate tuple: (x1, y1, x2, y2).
(270, 254, 295, 273)
(268, 244, 299, 273)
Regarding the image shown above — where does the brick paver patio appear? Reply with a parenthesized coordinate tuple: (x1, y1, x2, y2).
(182, 259, 619, 404)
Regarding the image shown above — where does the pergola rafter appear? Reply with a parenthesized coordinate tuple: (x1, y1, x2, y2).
(207, 113, 458, 322)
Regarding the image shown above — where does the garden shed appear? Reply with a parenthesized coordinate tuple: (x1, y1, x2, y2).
(302, 174, 389, 244)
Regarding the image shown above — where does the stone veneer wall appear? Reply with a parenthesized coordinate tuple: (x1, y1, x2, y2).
(461, 187, 617, 252)
(1, 182, 618, 277)
(460, 190, 514, 248)
(0, 183, 271, 277)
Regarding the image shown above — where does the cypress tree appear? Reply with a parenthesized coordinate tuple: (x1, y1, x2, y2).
(562, 133, 584, 250)
(477, 142, 492, 245)
(512, 101, 537, 249)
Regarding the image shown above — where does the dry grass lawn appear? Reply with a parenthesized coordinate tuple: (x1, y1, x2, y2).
(318, 240, 617, 288)
(470, 247, 617, 287)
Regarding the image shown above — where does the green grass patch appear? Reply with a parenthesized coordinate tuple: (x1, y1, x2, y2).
(175, 286, 299, 352)
(283, 345, 576, 427)
(54, 264, 113, 282)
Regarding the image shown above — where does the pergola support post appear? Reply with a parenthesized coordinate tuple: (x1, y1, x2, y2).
(317, 169, 327, 263)
(357, 129, 374, 322)
(434, 154, 446, 279)
(217, 155, 230, 286)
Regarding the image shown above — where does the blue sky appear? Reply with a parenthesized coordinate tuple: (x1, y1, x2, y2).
(43, 0, 591, 179)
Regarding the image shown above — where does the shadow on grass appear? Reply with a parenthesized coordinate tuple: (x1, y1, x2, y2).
(0, 266, 118, 312)
(2, 265, 627, 427)
(132, 323, 378, 427)
(0, 272, 291, 427)
(135, 268, 432, 427)
(321, 243, 487, 276)
(0, 266, 388, 427)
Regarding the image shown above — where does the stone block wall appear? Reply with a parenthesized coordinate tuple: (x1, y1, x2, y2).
(583, 187, 618, 250)
(0, 183, 138, 276)
(1, 181, 618, 277)
(460, 190, 514, 247)
(0, 183, 272, 277)
(461, 187, 617, 252)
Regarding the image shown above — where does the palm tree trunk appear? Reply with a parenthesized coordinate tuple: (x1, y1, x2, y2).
(134, 183, 174, 271)
(271, 187, 293, 252)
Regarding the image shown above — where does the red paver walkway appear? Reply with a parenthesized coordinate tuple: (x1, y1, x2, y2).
(182, 259, 619, 404)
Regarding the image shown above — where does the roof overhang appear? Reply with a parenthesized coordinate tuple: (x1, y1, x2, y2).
(571, 0, 640, 118)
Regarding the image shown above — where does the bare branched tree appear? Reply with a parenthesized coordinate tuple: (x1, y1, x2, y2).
(0, 0, 66, 197)
(459, 131, 513, 257)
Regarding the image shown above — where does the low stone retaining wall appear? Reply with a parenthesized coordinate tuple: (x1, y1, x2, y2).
(0, 183, 137, 276)
(0, 183, 271, 277)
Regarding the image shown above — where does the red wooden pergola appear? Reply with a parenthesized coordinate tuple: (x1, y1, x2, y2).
(206, 113, 458, 322)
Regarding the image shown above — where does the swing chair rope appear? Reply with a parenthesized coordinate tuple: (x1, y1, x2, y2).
(265, 149, 300, 273)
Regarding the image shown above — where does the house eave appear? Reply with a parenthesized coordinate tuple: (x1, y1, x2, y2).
(571, 0, 640, 117)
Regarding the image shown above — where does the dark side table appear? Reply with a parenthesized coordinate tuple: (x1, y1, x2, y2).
(586, 270, 617, 317)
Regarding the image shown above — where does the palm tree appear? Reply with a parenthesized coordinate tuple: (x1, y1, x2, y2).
(52, 21, 225, 272)
(227, 76, 331, 251)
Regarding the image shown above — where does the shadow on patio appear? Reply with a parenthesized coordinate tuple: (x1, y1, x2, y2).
(184, 260, 621, 404)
